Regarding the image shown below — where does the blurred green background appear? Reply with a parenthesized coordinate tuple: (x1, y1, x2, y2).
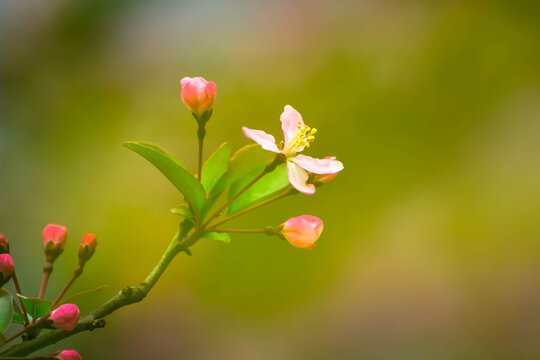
(1, 0, 540, 359)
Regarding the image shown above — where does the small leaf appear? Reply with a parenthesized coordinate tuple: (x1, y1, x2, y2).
(12, 300, 27, 324)
(0, 333, 5, 345)
(17, 295, 51, 321)
(201, 142, 232, 193)
(227, 163, 290, 214)
(171, 204, 195, 223)
(0, 289, 13, 334)
(124, 142, 206, 212)
(200, 232, 231, 243)
(201, 145, 274, 220)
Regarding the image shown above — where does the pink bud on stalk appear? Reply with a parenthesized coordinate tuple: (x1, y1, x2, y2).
(78, 233, 97, 265)
(180, 76, 217, 119)
(0, 233, 9, 254)
(50, 304, 80, 331)
(280, 215, 324, 249)
(0, 254, 14, 287)
(56, 350, 83, 360)
(43, 224, 67, 263)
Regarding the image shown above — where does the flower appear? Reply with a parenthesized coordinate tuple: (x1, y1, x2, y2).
(43, 224, 67, 247)
(280, 215, 324, 249)
(78, 234, 97, 264)
(43, 224, 67, 262)
(242, 105, 344, 194)
(0, 233, 9, 254)
(0, 254, 14, 286)
(50, 304, 80, 331)
(56, 350, 83, 360)
(180, 76, 217, 118)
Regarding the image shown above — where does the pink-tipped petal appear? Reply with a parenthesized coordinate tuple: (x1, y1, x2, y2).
(281, 105, 304, 145)
(292, 154, 344, 174)
(287, 161, 315, 195)
(242, 127, 280, 153)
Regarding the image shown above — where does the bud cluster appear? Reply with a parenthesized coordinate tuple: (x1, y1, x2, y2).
(0, 225, 97, 357)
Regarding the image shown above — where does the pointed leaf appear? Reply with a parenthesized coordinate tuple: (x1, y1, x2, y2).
(17, 295, 51, 321)
(124, 142, 206, 212)
(12, 299, 26, 324)
(201, 142, 232, 193)
(0, 289, 13, 334)
(171, 204, 195, 223)
(227, 163, 290, 214)
(200, 232, 231, 243)
(201, 144, 274, 220)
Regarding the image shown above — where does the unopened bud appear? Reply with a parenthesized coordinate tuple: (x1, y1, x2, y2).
(78, 234, 97, 265)
(49, 304, 80, 331)
(43, 224, 67, 263)
(180, 76, 217, 119)
(280, 215, 324, 250)
(0, 233, 9, 254)
(55, 350, 83, 360)
(0, 254, 14, 286)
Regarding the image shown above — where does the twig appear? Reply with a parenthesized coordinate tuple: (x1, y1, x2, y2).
(0, 231, 194, 357)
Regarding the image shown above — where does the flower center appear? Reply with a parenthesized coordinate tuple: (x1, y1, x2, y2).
(283, 121, 317, 157)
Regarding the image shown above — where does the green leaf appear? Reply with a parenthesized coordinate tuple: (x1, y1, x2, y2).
(201, 142, 232, 193)
(0, 333, 5, 345)
(170, 204, 195, 223)
(124, 142, 206, 212)
(227, 163, 290, 214)
(0, 289, 13, 334)
(200, 232, 231, 243)
(17, 295, 51, 321)
(201, 144, 275, 220)
(12, 299, 26, 324)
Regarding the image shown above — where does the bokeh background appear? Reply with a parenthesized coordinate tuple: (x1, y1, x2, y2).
(1, 0, 540, 359)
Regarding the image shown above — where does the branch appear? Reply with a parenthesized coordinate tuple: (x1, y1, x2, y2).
(0, 230, 192, 357)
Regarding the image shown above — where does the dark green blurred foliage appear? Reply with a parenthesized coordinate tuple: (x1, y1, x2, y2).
(1, 1, 540, 359)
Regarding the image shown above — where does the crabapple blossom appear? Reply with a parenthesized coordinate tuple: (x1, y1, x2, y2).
(50, 304, 80, 331)
(280, 215, 324, 249)
(0, 253, 14, 286)
(56, 350, 83, 360)
(43, 224, 67, 262)
(0, 233, 9, 254)
(180, 76, 217, 118)
(242, 105, 343, 194)
(78, 233, 97, 264)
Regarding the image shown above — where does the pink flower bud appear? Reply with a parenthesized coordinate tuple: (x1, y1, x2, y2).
(0, 254, 14, 286)
(50, 304, 80, 331)
(0, 233, 9, 254)
(56, 350, 83, 360)
(43, 224, 67, 263)
(180, 76, 216, 118)
(78, 233, 97, 264)
(281, 215, 324, 249)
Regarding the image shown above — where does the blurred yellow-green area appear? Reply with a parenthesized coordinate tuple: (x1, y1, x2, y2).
(1, 0, 540, 359)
